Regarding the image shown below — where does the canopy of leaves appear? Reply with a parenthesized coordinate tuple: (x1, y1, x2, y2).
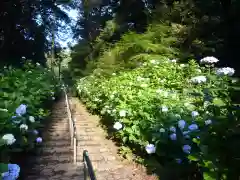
(0, 0, 72, 67)
(70, 0, 240, 77)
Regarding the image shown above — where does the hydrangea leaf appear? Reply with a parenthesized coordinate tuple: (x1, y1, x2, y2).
(213, 98, 225, 107)
(0, 163, 8, 173)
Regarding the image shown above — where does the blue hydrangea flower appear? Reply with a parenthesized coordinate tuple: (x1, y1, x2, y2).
(169, 126, 176, 132)
(183, 131, 190, 135)
(178, 120, 186, 129)
(2, 164, 20, 180)
(188, 124, 198, 131)
(15, 104, 27, 116)
(176, 158, 182, 164)
(36, 137, 42, 143)
(170, 133, 177, 140)
(182, 145, 191, 154)
(33, 130, 39, 135)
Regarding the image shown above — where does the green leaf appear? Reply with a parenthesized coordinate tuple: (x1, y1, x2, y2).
(187, 155, 199, 161)
(123, 136, 128, 143)
(213, 98, 225, 107)
(0, 139, 6, 146)
(203, 172, 215, 180)
(9, 148, 23, 152)
(0, 163, 8, 173)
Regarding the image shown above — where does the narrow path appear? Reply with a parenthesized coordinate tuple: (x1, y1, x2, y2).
(22, 97, 84, 180)
(70, 97, 157, 180)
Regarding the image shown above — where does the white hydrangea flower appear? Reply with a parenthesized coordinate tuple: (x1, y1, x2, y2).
(145, 144, 156, 154)
(110, 94, 115, 99)
(119, 110, 127, 117)
(159, 128, 165, 133)
(190, 76, 207, 84)
(216, 67, 235, 76)
(200, 56, 219, 64)
(196, 69, 202, 73)
(150, 59, 159, 65)
(162, 91, 168, 97)
(205, 119, 212, 125)
(150, 60, 156, 64)
(161, 105, 168, 112)
(20, 124, 28, 131)
(0, 108, 8, 112)
(137, 76, 144, 81)
(156, 89, 163, 93)
(2, 134, 16, 145)
(140, 84, 148, 88)
(191, 111, 199, 117)
(94, 98, 99, 102)
(113, 122, 123, 130)
(29, 116, 35, 123)
(169, 59, 177, 63)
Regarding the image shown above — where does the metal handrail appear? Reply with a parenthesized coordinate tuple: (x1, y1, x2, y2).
(62, 83, 97, 179)
(83, 150, 97, 180)
(63, 84, 77, 164)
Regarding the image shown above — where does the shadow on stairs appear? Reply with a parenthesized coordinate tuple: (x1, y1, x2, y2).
(18, 97, 84, 180)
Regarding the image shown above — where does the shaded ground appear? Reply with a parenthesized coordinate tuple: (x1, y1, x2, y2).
(19, 97, 84, 180)
(70, 97, 158, 180)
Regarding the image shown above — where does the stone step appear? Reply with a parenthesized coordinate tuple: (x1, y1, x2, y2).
(25, 163, 84, 180)
(77, 131, 103, 136)
(40, 147, 72, 156)
(77, 141, 101, 147)
(45, 136, 71, 141)
(78, 159, 123, 172)
(76, 135, 102, 141)
(77, 153, 117, 162)
(48, 127, 69, 131)
(44, 140, 70, 147)
(77, 147, 111, 154)
(47, 132, 70, 136)
(48, 125, 68, 128)
(28, 156, 72, 164)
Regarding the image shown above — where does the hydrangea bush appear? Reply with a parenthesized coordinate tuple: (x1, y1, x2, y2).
(0, 62, 61, 178)
(76, 57, 240, 179)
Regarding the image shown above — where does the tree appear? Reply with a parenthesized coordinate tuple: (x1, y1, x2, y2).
(0, 0, 72, 67)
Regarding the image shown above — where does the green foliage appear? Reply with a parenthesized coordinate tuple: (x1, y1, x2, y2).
(76, 23, 181, 77)
(0, 62, 61, 164)
(76, 57, 240, 179)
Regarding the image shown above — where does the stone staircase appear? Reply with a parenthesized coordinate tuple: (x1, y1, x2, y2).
(69, 97, 157, 180)
(21, 95, 157, 180)
(22, 98, 84, 180)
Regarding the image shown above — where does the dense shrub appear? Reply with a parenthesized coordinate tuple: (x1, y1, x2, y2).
(76, 56, 240, 179)
(0, 62, 61, 179)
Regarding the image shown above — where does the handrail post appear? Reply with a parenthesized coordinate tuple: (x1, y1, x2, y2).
(73, 133, 77, 164)
(83, 150, 97, 180)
